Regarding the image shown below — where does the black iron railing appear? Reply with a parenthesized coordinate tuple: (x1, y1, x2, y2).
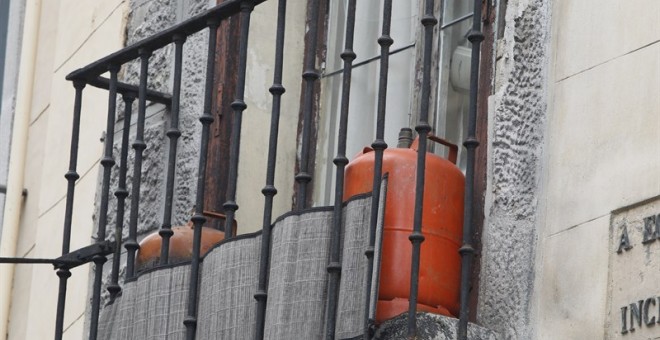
(363, 0, 392, 337)
(254, 0, 288, 338)
(0, 0, 484, 339)
(458, 0, 485, 337)
(407, 0, 437, 336)
(62, 2, 265, 339)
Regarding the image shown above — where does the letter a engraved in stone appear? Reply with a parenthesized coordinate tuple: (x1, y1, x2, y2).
(617, 225, 633, 254)
(642, 215, 658, 244)
(644, 297, 656, 326)
(621, 305, 628, 334)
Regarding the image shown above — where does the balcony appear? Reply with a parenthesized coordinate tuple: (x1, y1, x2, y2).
(0, 0, 488, 339)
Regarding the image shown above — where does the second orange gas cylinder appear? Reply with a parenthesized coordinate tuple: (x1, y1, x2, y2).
(343, 130, 464, 323)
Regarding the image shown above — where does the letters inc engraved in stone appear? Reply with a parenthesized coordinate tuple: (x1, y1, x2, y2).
(608, 197, 660, 339)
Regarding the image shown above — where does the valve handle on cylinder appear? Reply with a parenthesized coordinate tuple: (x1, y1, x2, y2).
(358, 130, 459, 165)
(410, 133, 458, 164)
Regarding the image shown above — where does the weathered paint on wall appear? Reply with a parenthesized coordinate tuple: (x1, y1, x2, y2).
(533, 1, 660, 339)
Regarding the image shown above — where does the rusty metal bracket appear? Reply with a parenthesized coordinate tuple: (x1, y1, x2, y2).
(0, 241, 114, 270)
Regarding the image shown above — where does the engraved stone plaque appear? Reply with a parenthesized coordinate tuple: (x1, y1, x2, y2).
(607, 197, 660, 339)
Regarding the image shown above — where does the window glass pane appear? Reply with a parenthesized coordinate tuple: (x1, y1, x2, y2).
(314, 0, 419, 206)
(435, 0, 474, 171)
(442, 0, 474, 23)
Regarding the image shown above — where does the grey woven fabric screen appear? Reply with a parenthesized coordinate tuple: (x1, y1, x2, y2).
(98, 265, 190, 340)
(97, 195, 374, 340)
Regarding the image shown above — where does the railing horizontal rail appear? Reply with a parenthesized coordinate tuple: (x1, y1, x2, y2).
(0, 258, 68, 265)
(87, 76, 171, 105)
(65, 0, 266, 81)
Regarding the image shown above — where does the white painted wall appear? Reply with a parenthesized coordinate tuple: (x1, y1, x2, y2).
(4, 1, 128, 339)
(235, 0, 307, 233)
(532, 1, 660, 339)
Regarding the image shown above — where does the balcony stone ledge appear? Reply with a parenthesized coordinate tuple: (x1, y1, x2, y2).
(346, 312, 499, 340)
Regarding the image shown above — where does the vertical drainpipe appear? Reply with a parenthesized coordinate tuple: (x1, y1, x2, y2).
(0, 0, 42, 338)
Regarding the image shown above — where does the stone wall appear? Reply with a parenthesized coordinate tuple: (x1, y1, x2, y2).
(94, 0, 211, 328)
(478, 0, 552, 339)
(105, 0, 209, 251)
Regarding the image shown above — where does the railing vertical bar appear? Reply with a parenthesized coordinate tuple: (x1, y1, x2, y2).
(125, 50, 152, 280)
(407, 0, 437, 337)
(184, 20, 219, 340)
(324, 0, 357, 339)
(222, 1, 254, 239)
(89, 65, 120, 340)
(294, 0, 321, 211)
(457, 0, 484, 338)
(107, 92, 136, 299)
(363, 0, 393, 337)
(160, 35, 186, 265)
(54, 80, 85, 340)
(254, 0, 287, 338)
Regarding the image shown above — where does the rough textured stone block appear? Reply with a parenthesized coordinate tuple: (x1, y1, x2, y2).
(368, 313, 498, 340)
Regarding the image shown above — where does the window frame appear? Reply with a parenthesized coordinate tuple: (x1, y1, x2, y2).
(295, 0, 497, 322)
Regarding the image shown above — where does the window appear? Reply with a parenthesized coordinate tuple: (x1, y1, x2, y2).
(312, 0, 475, 205)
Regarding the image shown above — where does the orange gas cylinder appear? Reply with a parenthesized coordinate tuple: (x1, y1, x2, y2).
(343, 131, 464, 323)
(135, 211, 237, 272)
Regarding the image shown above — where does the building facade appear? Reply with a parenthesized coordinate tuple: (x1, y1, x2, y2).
(0, 0, 658, 339)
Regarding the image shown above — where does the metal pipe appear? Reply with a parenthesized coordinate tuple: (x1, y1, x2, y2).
(322, 42, 415, 79)
(254, 0, 287, 338)
(184, 20, 219, 340)
(294, 0, 321, 211)
(324, 1, 357, 339)
(0, 1, 41, 337)
(441, 12, 474, 29)
(407, 0, 437, 337)
(364, 1, 393, 337)
(222, 1, 254, 240)
(125, 50, 152, 280)
(457, 0, 484, 338)
(368, 174, 388, 324)
(88, 65, 119, 340)
(107, 92, 135, 299)
(54, 81, 85, 340)
(0, 258, 65, 265)
(159, 35, 185, 265)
